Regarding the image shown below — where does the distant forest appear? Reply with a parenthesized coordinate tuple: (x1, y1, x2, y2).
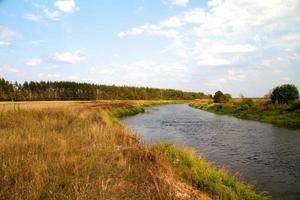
(0, 78, 207, 101)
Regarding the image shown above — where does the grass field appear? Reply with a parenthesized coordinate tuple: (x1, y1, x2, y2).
(0, 100, 267, 200)
(190, 99, 300, 128)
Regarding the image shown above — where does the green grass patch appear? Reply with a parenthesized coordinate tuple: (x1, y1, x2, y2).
(152, 144, 269, 200)
(110, 100, 187, 119)
(110, 105, 145, 118)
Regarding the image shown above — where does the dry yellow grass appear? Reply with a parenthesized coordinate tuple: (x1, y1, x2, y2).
(0, 101, 210, 200)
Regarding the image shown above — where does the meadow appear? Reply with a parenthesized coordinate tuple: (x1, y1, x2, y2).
(0, 101, 267, 200)
(190, 99, 300, 128)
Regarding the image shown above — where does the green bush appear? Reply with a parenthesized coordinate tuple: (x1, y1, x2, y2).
(271, 84, 299, 104)
(236, 104, 250, 111)
(240, 98, 253, 107)
(289, 100, 300, 111)
(213, 91, 232, 103)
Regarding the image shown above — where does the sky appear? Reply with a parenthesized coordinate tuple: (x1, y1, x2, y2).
(0, 0, 299, 97)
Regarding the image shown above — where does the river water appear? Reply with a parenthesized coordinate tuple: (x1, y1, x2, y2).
(121, 104, 300, 200)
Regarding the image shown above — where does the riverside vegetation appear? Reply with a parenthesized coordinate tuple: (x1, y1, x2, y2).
(190, 84, 300, 128)
(0, 101, 268, 200)
(190, 99, 300, 128)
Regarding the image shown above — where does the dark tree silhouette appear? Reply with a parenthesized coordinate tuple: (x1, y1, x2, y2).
(271, 84, 299, 104)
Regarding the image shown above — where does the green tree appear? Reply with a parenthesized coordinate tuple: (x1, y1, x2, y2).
(213, 91, 224, 103)
(271, 84, 299, 104)
(213, 91, 231, 103)
(224, 93, 232, 102)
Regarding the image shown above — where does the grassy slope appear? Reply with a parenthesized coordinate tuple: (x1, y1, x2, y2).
(153, 144, 267, 200)
(190, 99, 300, 128)
(0, 101, 267, 200)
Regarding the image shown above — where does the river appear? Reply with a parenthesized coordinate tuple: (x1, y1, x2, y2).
(121, 104, 300, 200)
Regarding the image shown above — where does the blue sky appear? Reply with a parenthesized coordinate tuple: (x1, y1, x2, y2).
(0, 0, 299, 97)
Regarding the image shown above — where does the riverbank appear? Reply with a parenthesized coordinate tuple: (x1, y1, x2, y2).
(190, 99, 300, 128)
(0, 101, 267, 199)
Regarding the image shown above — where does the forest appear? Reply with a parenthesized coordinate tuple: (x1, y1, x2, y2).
(0, 77, 207, 101)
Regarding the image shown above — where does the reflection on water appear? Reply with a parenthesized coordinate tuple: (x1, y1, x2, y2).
(121, 104, 300, 200)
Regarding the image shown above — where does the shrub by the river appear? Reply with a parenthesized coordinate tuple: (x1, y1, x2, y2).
(213, 91, 232, 103)
(240, 98, 254, 107)
(271, 84, 299, 104)
(289, 100, 300, 111)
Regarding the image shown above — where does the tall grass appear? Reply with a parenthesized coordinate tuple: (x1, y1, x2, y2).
(0, 101, 181, 199)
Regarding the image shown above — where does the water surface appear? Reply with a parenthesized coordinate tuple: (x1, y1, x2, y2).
(121, 104, 300, 200)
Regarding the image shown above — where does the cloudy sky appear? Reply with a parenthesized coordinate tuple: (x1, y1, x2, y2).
(0, 0, 299, 97)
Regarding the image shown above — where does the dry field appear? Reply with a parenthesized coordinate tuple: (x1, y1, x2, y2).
(0, 100, 210, 200)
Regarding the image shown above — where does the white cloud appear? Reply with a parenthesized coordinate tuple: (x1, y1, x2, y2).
(51, 50, 86, 64)
(205, 69, 247, 88)
(117, 32, 126, 38)
(117, 9, 205, 39)
(35, 1, 79, 21)
(0, 65, 20, 73)
(188, 41, 256, 66)
(90, 60, 189, 88)
(30, 40, 45, 45)
(119, 0, 300, 70)
(204, 66, 298, 97)
(164, 0, 189, 6)
(227, 69, 246, 81)
(150, 29, 181, 39)
(267, 32, 300, 49)
(39, 73, 61, 79)
(54, 0, 79, 13)
(208, 0, 223, 7)
(26, 58, 42, 66)
(43, 9, 60, 20)
(0, 26, 19, 40)
(196, 55, 231, 66)
(69, 75, 81, 80)
(208, 43, 256, 54)
(24, 13, 40, 22)
(0, 26, 19, 48)
(0, 41, 11, 48)
(118, 27, 181, 39)
(161, 16, 184, 28)
(117, 16, 183, 39)
(183, 8, 206, 24)
(287, 53, 300, 61)
(119, 27, 143, 38)
(283, 76, 291, 82)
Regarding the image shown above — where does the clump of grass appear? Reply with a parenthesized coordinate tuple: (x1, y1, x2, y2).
(152, 144, 268, 200)
(110, 105, 145, 118)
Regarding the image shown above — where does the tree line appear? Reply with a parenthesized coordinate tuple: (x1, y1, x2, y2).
(0, 78, 207, 101)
